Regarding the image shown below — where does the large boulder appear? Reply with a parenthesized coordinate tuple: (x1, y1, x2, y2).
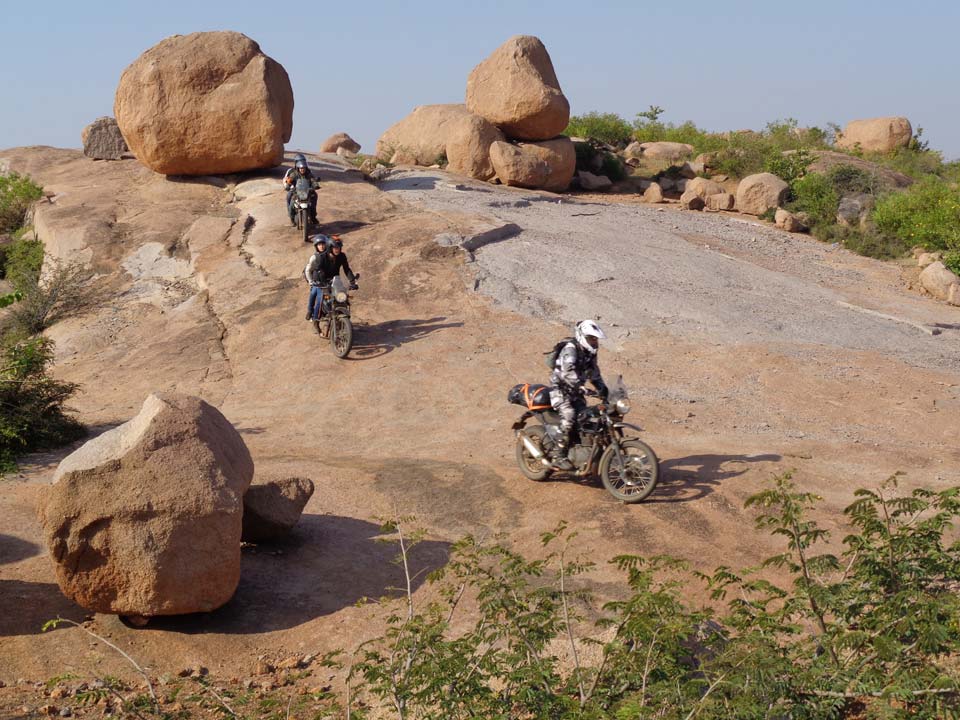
(800, 150, 913, 189)
(81, 117, 128, 160)
(465, 35, 569, 141)
(684, 177, 725, 200)
(836, 117, 912, 154)
(376, 104, 504, 180)
(489, 137, 576, 192)
(114, 31, 294, 175)
(735, 173, 789, 215)
(320, 132, 361, 154)
(639, 142, 694, 161)
(38, 393, 254, 616)
(919, 261, 960, 301)
(242, 477, 315, 543)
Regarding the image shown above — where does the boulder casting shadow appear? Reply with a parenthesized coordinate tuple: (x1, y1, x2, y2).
(144, 515, 450, 634)
(0, 580, 87, 637)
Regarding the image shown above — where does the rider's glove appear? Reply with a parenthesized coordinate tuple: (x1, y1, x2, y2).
(349, 282, 359, 291)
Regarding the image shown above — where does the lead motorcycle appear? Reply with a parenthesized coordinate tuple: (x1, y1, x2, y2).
(508, 376, 659, 503)
(311, 274, 358, 358)
(292, 176, 317, 243)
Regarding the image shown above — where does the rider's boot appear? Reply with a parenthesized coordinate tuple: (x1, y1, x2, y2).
(550, 435, 575, 471)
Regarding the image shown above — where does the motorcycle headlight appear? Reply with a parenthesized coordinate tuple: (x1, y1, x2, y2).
(335, 291, 347, 303)
(615, 398, 631, 415)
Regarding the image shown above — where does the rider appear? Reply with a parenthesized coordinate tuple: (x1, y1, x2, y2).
(303, 235, 357, 323)
(548, 320, 609, 470)
(283, 154, 319, 227)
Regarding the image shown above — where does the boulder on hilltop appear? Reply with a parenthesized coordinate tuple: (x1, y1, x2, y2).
(320, 132, 361, 154)
(81, 117, 128, 160)
(466, 35, 570, 141)
(38, 393, 254, 616)
(114, 31, 293, 176)
(376, 104, 504, 181)
(836, 116, 912, 154)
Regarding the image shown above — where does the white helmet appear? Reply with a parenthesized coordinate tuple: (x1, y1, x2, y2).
(575, 319, 605, 355)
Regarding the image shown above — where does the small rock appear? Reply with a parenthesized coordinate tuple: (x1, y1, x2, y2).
(39, 705, 58, 715)
(679, 189, 705, 210)
(255, 659, 275, 675)
(705, 193, 734, 211)
(50, 688, 69, 699)
(643, 183, 664, 203)
(276, 656, 302, 670)
(917, 251, 942, 269)
(577, 170, 613, 192)
(59, 708, 72, 718)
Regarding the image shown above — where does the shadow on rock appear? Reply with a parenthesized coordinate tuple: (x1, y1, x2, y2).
(346, 317, 464, 360)
(146, 515, 449, 634)
(315, 220, 369, 236)
(0, 580, 87, 636)
(379, 174, 443, 192)
(650, 453, 782, 504)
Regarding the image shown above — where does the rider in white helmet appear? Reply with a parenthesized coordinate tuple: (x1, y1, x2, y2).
(548, 319, 609, 470)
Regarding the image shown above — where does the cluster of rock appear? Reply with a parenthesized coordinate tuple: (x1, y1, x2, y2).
(112, 31, 294, 176)
(376, 35, 575, 192)
(916, 250, 960, 306)
(38, 393, 314, 617)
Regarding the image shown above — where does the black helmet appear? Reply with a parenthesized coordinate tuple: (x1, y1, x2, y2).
(312, 235, 327, 251)
(329, 236, 343, 250)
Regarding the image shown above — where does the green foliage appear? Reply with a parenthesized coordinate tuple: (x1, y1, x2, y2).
(2, 234, 43, 288)
(944, 249, 960, 276)
(766, 148, 815, 190)
(815, 223, 915, 260)
(0, 171, 43, 234)
(345, 478, 960, 719)
(600, 152, 627, 181)
(0, 335, 83, 472)
(873, 177, 960, 252)
(0, 290, 21, 308)
(790, 173, 840, 227)
(826, 163, 885, 196)
(564, 112, 635, 147)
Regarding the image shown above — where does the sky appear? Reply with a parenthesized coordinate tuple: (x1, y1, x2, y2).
(2, 0, 958, 160)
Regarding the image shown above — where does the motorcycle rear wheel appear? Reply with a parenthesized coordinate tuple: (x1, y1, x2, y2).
(515, 425, 552, 481)
(330, 313, 353, 358)
(598, 439, 659, 503)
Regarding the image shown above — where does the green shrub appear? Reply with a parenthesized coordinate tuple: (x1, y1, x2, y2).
(825, 163, 885, 196)
(564, 112, 634, 147)
(872, 177, 960, 251)
(766, 148, 814, 189)
(4, 254, 96, 335)
(0, 172, 43, 234)
(600, 152, 627, 181)
(2, 235, 43, 289)
(944, 249, 960, 276)
(790, 173, 839, 227)
(0, 335, 83, 472)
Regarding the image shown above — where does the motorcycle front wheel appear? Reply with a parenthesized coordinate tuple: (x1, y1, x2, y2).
(299, 209, 309, 243)
(330, 312, 353, 358)
(598, 439, 659, 503)
(515, 425, 552, 481)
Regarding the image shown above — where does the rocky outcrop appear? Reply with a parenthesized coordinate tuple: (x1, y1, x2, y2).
(38, 393, 254, 616)
(802, 150, 913, 189)
(242, 477, 315, 542)
(489, 137, 575, 192)
(639, 142, 694, 161)
(114, 31, 293, 175)
(919, 261, 960, 301)
(836, 117, 912, 154)
(81, 117, 128, 160)
(376, 104, 504, 181)
(735, 173, 789, 216)
(466, 35, 569, 141)
(320, 133, 361, 154)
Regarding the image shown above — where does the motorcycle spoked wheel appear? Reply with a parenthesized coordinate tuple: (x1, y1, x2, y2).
(330, 312, 353, 358)
(515, 425, 552, 481)
(598, 439, 659, 503)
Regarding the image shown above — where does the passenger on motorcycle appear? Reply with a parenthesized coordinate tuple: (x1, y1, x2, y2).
(283, 154, 319, 226)
(303, 235, 357, 322)
(548, 320, 609, 470)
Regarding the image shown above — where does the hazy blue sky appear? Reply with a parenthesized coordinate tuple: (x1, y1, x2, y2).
(2, 1, 957, 159)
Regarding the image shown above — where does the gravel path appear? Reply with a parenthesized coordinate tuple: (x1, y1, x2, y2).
(382, 170, 960, 374)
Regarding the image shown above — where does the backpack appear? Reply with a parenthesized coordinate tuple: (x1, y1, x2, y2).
(544, 337, 575, 370)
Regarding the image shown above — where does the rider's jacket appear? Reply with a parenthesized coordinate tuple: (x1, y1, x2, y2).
(283, 167, 317, 189)
(303, 249, 355, 285)
(550, 341, 607, 398)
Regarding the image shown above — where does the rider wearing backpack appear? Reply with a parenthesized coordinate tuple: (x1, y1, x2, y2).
(547, 320, 609, 470)
(283, 154, 319, 227)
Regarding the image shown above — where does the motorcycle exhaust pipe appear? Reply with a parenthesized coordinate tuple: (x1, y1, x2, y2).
(519, 433, 551, 467)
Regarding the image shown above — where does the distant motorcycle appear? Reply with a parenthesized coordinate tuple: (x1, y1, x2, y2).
(311, 274, 358, 358)
(508, 376, 659, 503)
(292, 176, 316, 243)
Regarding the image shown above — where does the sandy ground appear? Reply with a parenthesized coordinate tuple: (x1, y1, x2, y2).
(1, 148, 959, 712)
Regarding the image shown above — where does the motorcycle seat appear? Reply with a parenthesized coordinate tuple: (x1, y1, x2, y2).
(539, 410, 562, 425)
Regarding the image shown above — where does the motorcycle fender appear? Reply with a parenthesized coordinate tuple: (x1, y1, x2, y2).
(613, 422, 644, 433)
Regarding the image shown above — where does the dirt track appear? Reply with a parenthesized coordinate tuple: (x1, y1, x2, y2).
(1, 148, 959, 698)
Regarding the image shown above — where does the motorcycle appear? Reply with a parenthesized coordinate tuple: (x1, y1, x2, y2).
(508, 376, 659, 503)
(292, 176, 316, 243)
(311, 274, 358, 358)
